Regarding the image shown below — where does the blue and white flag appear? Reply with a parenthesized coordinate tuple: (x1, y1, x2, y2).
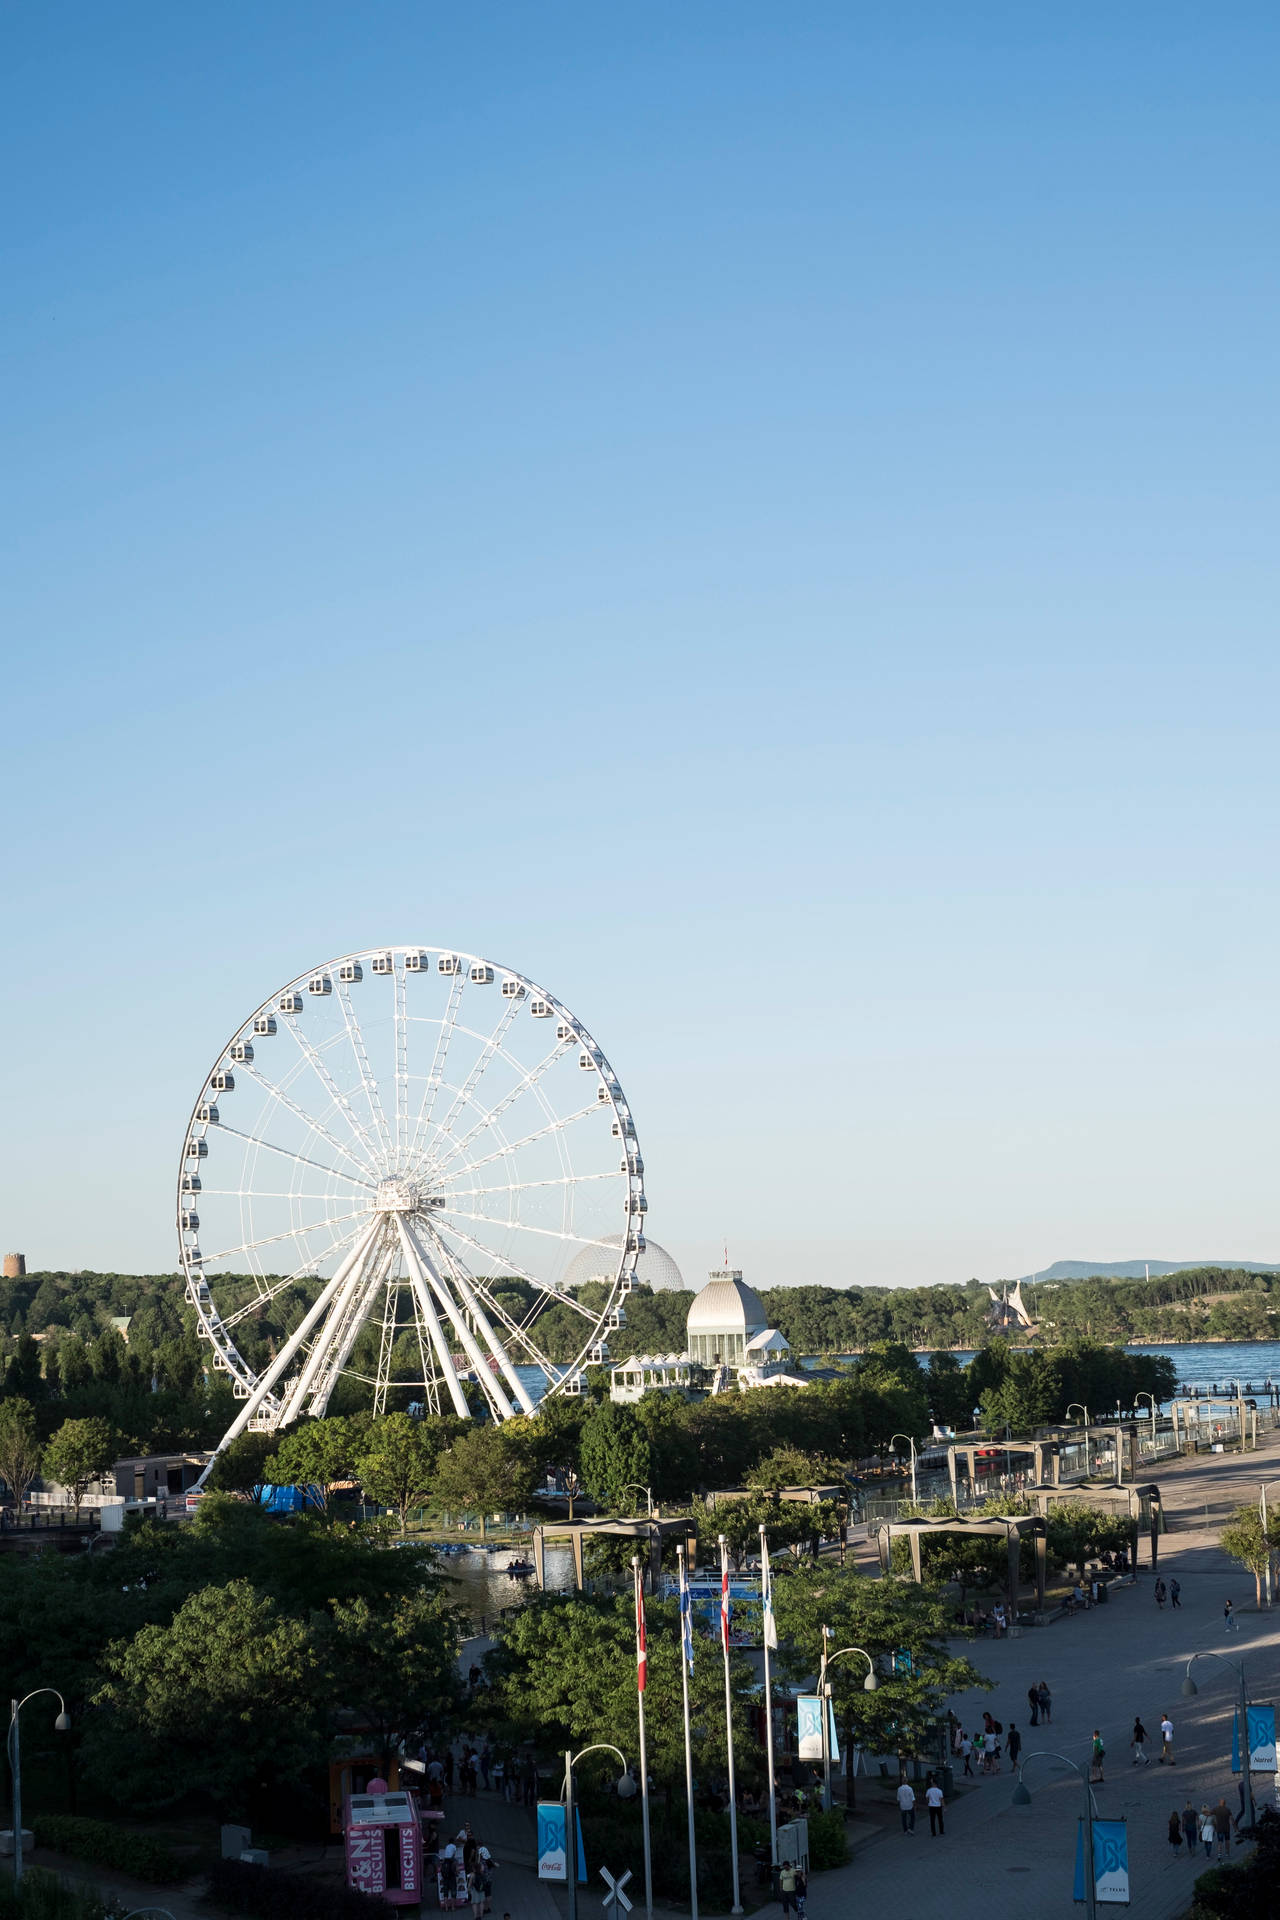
(1232, 1704, 1276, 1773)
(761, 1552, 778, 1652)
(1074, 1818, 1129, 1906)
(679, 1561, 695, 1674)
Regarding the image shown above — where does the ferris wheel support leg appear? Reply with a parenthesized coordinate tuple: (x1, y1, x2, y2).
(302, 1241, 398, 1418)
(198, 1218, 382, 1480)
(396, 1216, 473, 1419)
(278, 1235, 387, 1423)
(429, 1234, 537, 1415)
(401, 1218, 517, 1422)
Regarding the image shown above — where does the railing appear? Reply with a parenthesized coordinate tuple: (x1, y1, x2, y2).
(0, 1507, 100, 1532)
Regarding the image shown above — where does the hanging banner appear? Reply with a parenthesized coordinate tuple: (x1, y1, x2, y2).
(1231, 1704, 1276, 1773)
(795, 1696, 839, 1763)
(1074, 1818, 1129, 1906)
(797, 1696, 824, 1760)
(537, 1803, 567, 1882)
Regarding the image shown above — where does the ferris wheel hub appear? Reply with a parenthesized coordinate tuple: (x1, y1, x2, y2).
(374, 1176, 427, 1213)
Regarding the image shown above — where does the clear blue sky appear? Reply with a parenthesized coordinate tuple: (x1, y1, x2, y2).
(4, 5, 1278, 1289)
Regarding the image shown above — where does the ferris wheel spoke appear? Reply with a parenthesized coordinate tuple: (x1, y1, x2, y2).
(430, 1219, 605, 1320)
(396, 1216, 473, 1418)
(438, 1102, 603, 1181)
(215, 1125, 377, 1191)
(338, 982, 394, 1165)
(408, 972, 465, 1164)
(438, 1208, 619, 1253)
(280, 1013, 386, 1173)
(423, 1223, 563, 1370)
(425, 991, 525, 1160)
(422, 1038, 572, 1183)
(201, 1205, 372, 1267)
(394, 963, 410, 1159)
(441, 1170, 617, 1201)
(233, 1066, 378, 1183)
(279, 1231, 391, 1423)
(217, 1228, 367, 1329)
(419, 1223, 537, 1413)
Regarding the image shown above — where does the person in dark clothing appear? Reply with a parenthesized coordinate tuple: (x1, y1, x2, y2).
(1168, 1810, 1184, 1855)
(1170, 1579, 1182, 1608)
(1182, 1802, 1198, 1855)
(1006, 1723, 1022, 1767)
(1027, 1685, 1040, 1726)
(1037, 1682, 1052, 1725)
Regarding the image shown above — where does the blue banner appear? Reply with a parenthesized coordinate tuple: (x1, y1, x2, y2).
(1075, 1818, 1129, 1906)
(537, 1805, 587, 1884)
(1232, 1704, 1276, 1772)
(796, 1695, 839, 1763)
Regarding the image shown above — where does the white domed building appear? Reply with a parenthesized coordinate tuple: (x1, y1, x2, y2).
(610, 1266, 804, 1403)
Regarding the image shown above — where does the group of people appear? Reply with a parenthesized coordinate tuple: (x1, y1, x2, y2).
(414, 1743, 540, 1810)
(954, 1711, 1024, 1777)
(895, 1774, 947, 1835)
(1152, 1577, 1182, 1609)
(1167, 1800, 1235, 1861)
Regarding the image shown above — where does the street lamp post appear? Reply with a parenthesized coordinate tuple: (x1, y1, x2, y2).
(1113, 1402, 1124, 1487)
(8, 1691, 71, 1884)
(1182, 1653, 1256, 1833)
(1065, 1405, 1091, 1477)
(817, 1630, 878, 1813)
(562, 1744, 636, 1920)
(888, 1434, 918, 1505)
(1011, 1751, 1101, 1920)
(1259, 1481, 1280, 1609)
(622, 1483, 654, 1518)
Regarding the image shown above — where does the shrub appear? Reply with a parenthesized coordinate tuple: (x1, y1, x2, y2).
(0, 1869, 117, 1920)
(205, 1857, 395, 1919)
(30, 1815, 182, 1884)
(806, 1808, 850, 1871)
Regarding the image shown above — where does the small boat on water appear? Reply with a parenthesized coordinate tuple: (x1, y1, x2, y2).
(504, 1556, 534, 1576)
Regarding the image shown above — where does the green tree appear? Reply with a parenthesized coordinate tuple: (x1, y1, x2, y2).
(41, 1417, 118, 1519)
(1219, 1503, 1280, 1609)
(431, 1423, 537, 1536)
(579, 1402, 653, 1508)
(322, 1587, 466, 1768)
(1042, 1499, 1132, 1578)
(265, 1415, 363, 1512)
(981, 1353, 1061, 1436)
(746, 1446, 839, 1494)
(0, 1397, 42, 1507)
(88, 1578, 324, 1817)
(356, 1412, 444, 1532)
(205, 1431, 278, 1500)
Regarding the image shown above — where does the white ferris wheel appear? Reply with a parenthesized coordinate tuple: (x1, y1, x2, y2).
(177, 946, 647, 1457)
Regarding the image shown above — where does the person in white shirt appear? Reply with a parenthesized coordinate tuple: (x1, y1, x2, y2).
(924, 1775, 945, 1836)
(1159, 1714, 1175, 1764)
(896, 1780, 916, 1833)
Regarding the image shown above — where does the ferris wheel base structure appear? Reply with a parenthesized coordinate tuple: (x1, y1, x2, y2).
(177, 946, 647, 1481)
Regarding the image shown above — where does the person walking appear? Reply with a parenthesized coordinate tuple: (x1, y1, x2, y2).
(1027, 1684, 1040, 1727)
(1181, 1801, 1197, 1856)
(1159, 1713, 1175, 1764)
(897, 1780, 916, 1834)
(1224, 1599, 1239, 1633)
(959, 1732, 974, 1777)
(1212, 1800, 1232, 1860)
(793, 1867, 808, 1919)
(925, 1774, 946, 1836)
(1170, 1578, 1181, 1609)
(1167, 1809, 1184, 1856)
(1130, 1717, 1150, 1766)
(1037, 1681, 1052, 1725)
(779, 1862, 799, 1914)
(1154, 1578, 1167, 1611)
(1090, 1730, 1106, 1784)
(1006, 1722, 1022, 1768)
(1198, 1805, 1214, 1859)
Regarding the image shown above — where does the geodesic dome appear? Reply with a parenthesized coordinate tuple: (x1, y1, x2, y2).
(562, 1233, 687, 1293)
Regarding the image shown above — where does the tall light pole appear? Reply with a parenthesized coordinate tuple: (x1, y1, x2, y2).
(8, 1690, 71, 1884)
(817, 1630, 878, 1813)
(1113, 1402, 1124, 1488)
(1259, 1481, 1280, 1608)
(1065, 1405, 1091, 1477)
(1183, 1653, 1256, 1833)
(758, 1525, 779, 1869)
(562, 1744, 635, 1920)
(888, 1434, 918, 1505)
(1135, 1392, 1157, 1469)
(1011, 1751, 1100, 1920)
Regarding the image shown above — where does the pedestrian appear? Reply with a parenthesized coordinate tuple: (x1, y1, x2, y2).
(1027, 1684, 1040, 1727)
(1090, 1730, 1106, 1783)
(794, 1867, 808, 1919)
(1167, 1809, 1184, 1856)
(1037, 1681, 1052, 1725)
(1224, 1599, 1238, 1633)
(1212, 1800, 1232, 1861)
(1159, 1713, 1175, 1764)
(925, 1774, 946, 1836)
(1154, 1578, 1167, 1611)
(1170, 1578, 1181, 1608)
(1198, 1805, 1214, 1859)
(960, 1732, 974, 1777)
(1131, 1717, 1150, 1766)
(478, 1845, 494, 1915)
(1006, 1722, 1021, 1768)
(480, 1743, 491, 1790)
(896, 1779, 916, 1834)
(1181, 1801, 1197, 1856)
(779, 1862, 799, 1914)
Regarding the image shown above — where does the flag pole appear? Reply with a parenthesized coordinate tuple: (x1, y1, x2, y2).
(677, 1544, 699, 1920)
(632, 1556, 653, 1920)
(719, 1533, 743, 1915)
(759, 1523, 778, 1870)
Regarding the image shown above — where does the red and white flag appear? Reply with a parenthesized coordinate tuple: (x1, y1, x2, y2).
(720, 1559, 732, 1651)
(636, 1580, 648, 1692)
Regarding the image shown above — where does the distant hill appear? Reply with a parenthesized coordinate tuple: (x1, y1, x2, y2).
(1019, 1259, 1280, 1283)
